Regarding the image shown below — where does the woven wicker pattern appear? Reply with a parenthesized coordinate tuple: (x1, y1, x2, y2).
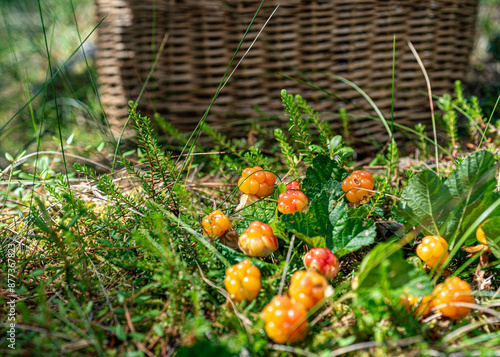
(96, 0, 478, 144)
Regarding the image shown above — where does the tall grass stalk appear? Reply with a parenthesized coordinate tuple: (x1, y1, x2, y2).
(407, 41, 440, 173)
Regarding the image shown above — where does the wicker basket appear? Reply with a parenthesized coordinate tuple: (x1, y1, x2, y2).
(95, 0, 478, 144)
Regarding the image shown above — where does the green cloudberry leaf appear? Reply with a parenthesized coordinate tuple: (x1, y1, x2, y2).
(240, 200, 275, 226)
(396, 170, 452, 237)
(441, 150, 497, 239)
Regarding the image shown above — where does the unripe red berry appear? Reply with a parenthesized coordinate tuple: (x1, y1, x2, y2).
(303, 247, 340, 280)
(238, 221, 278, 257)
(202, 210, 231, 239)
(224, 259, 261, 302)
(286, 180, 301, 190)
(262, 296, 308, 344)
(277, 190, 309, 214)
(416, 235, 449, 268)
(238, 166, 275, 197)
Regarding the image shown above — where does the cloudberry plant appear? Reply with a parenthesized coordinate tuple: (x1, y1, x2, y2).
(238, 221, 278, 257)
(277, 190, 309, 214)
(286, 180, 301, 190)
(238, 166, 275, 197)
(432, 277, 475, 319)
(224, 259, 261, 303)
(288, 270, 331, 310)
(262, 296, 308, 344)
(341, 170, 375, 203)
(476, 221, 488, 244)
(416, 235, 449, 268)
(303, 247, 340, 280)
(201, 210, 231, 239)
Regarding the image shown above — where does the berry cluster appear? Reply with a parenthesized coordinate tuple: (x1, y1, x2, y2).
(238, 166, 275, 197)
(416, 235, 449, 268)
(224, 259, 261, 303)
(202, 210, 231, 239)
(238, 221, 278, 257)
(341, 170, 375, 203)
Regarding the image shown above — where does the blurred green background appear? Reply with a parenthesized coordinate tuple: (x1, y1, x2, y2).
(0, 0, 499, 170)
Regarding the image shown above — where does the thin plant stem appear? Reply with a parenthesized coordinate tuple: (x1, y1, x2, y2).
(408, 41, 439, 174)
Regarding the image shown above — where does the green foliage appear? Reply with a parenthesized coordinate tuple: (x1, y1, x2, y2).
(281, 156, 375, 256)
(482, 217, 500, 259)
(415, 123, 428, 158)
(274, 128, 298, 172)
(397, 170, 453, 236)
(438, 93, 459, 152)
(357, 243, 433, 297)
(281, 89, 313, 163)
(397, 150, 497, 243)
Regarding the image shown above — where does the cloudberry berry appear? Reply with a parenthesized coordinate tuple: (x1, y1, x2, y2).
(286, 180, 301, 190)
(288, 270, 331, 310)
(238, 166, 275, 197)
(476, 221, 488, 245)
(224, 259, 261, 302)
(262, 296, 308, 344)
(238, 221, 278, 257)
(341, 170, 375, 203)
(202, 210, 231, 239)
(432, 277, 475, 319)
(400, 294, 434, 317)
(416, 235, 449, 268)
(277, 190, 309, 214)
(303, 248, 340, 280)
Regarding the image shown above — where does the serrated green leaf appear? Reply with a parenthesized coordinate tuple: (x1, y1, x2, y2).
(332, 218, 376, 257)
(462, 192, 500, 245)
(482, 217, 500, 259)
(282, 212, 326, 248)
(442, 151, 497, 239)
(270, 219, 288, 242)
(240, 200, 275, 225)
(214, 243, 275, 272)
(305, 179, 342, 202)
(396, 170, 452, 237)
(445, 151, 495, 199)
(303, 155, 346, 189)
(282, 195, 375, 255)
